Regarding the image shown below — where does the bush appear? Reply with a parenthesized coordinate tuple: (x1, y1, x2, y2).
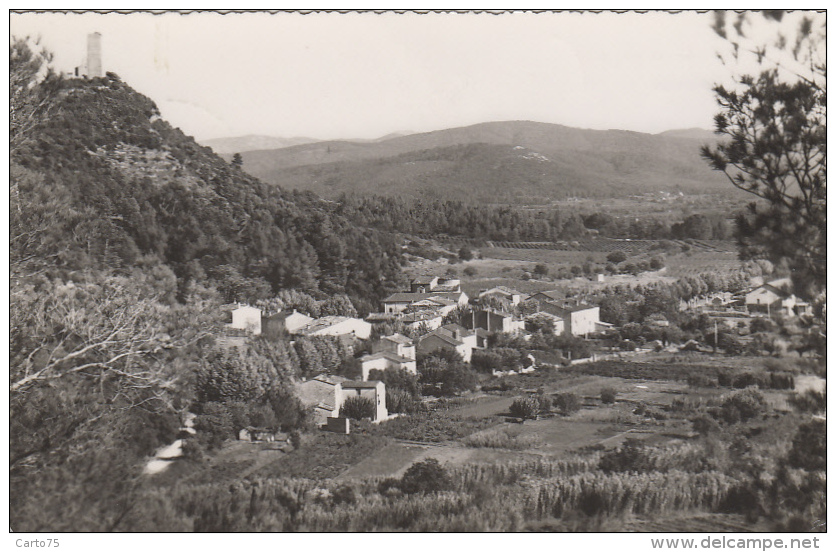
(399, 458, 452, 494)
(606, 251, 627, 264)
(600, 387, 618, 404)
(599, 439, 652, 473)
(462, 266, 477, 277)
(750, 317, 775, 333)
(340, 396, 376, 420)
(788, 389, 826, 414)
(718, 388, 768, 424)
(687, 372, 717, 388)
(509, 396, 540, 419)
(193, 402, 234, 450)
(691, 414, 721, 436)
(386, 387, 421, 414)
(553, 392, 581, 416)
(787, 420, 826, 471)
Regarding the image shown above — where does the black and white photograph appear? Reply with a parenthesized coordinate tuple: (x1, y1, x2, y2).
(8, 7, 826, 541)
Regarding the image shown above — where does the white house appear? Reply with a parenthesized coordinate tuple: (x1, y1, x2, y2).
(295, 375, 388, 424)
(340, 380, 388, 422)
(377, 333, 416, 360)
(295, 316, 372, 339)
(745, 283, 801, 317)
(360, 351, 417, 381)
(525, 311, 565, 336)
(544, 303, 600, 336)
(227, 304, 262, 335)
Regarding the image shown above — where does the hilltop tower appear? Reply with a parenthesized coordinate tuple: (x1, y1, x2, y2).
(86, 32, 102, 77)
(73, 32, 102, 77)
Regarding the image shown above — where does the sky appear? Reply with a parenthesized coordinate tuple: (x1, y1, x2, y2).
(7, 10, 771, 142)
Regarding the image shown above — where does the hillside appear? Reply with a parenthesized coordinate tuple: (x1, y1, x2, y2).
(235, 121, 732, 203)
(10, 69, 404, 309)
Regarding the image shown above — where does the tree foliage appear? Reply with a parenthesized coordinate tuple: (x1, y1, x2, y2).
(701, 11, 825, 298)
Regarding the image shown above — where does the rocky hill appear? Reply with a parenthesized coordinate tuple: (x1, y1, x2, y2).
(10, 69, 403, 308)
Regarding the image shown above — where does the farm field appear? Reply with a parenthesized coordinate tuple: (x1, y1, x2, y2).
(142, 353, 822, 533)
(405, 238, 746, 299)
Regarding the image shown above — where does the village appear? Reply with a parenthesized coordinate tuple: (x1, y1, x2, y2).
(184, 269, 818, 452)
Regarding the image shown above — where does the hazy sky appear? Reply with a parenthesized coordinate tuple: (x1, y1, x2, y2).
(12, 10, 742, 141)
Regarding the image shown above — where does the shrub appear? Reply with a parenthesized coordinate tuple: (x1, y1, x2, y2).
(386, 388, 420, 414)
(600, 387, 618, 404)
(687, 372, 717, 388)
(691, 414, 721, 436)
(606, 251, 627, 264)
(749, 317, 775, 333)
(400, 458, 452, 494)
(463, 266, 477, 277)
(787, 420, 826, 471)
(509, 396, 540, 419)
(193, 402, 234, 450)
(718, 388, 768, 424)
(788, 389, 826, 414)
(340, 396, 376, 420)
(599, 439, 652, 473)
(553, 392, 581, 416)
(535, 393, 552, 414)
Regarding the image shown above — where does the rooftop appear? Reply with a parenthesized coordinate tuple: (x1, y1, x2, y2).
(419, 330, 464, 347)
(360, 351, 414, 364)
(383, 291, 466, 303)
(383, 333, 413, 345)
(342, 380, 384, 389)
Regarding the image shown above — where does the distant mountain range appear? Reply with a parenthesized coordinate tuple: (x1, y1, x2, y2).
(200, 130, 415, 154)
(200, 134, 321, 154)
(219, 121, 731, 203)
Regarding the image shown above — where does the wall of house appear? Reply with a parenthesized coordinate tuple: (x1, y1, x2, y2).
(340, 385, 387, 421)
(417, 335, 472, 362)
(569, 307, 600, 336)
(231, 307, 262, 335)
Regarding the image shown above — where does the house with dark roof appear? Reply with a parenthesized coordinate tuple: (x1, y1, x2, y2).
(416, 323, 477, 362)
(467, 308, 525, 334)
(381, 291, 469, 314)
(262, 309, 314, 338)
(527, 290, 567, 304)
(478, 286, 528, 306)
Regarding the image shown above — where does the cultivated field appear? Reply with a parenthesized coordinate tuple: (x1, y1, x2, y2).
(405, 238, 746, 298)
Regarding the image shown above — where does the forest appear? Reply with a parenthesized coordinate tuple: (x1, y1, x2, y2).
(335, 193, 735, 243)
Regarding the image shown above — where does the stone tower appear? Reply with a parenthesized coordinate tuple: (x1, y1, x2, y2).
(86, 32, 102, 78)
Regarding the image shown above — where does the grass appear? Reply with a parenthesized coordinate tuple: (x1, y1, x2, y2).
(370, 410, 500, 442)
(462, 425, 542, 450)
(252, 431, 388, 480)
